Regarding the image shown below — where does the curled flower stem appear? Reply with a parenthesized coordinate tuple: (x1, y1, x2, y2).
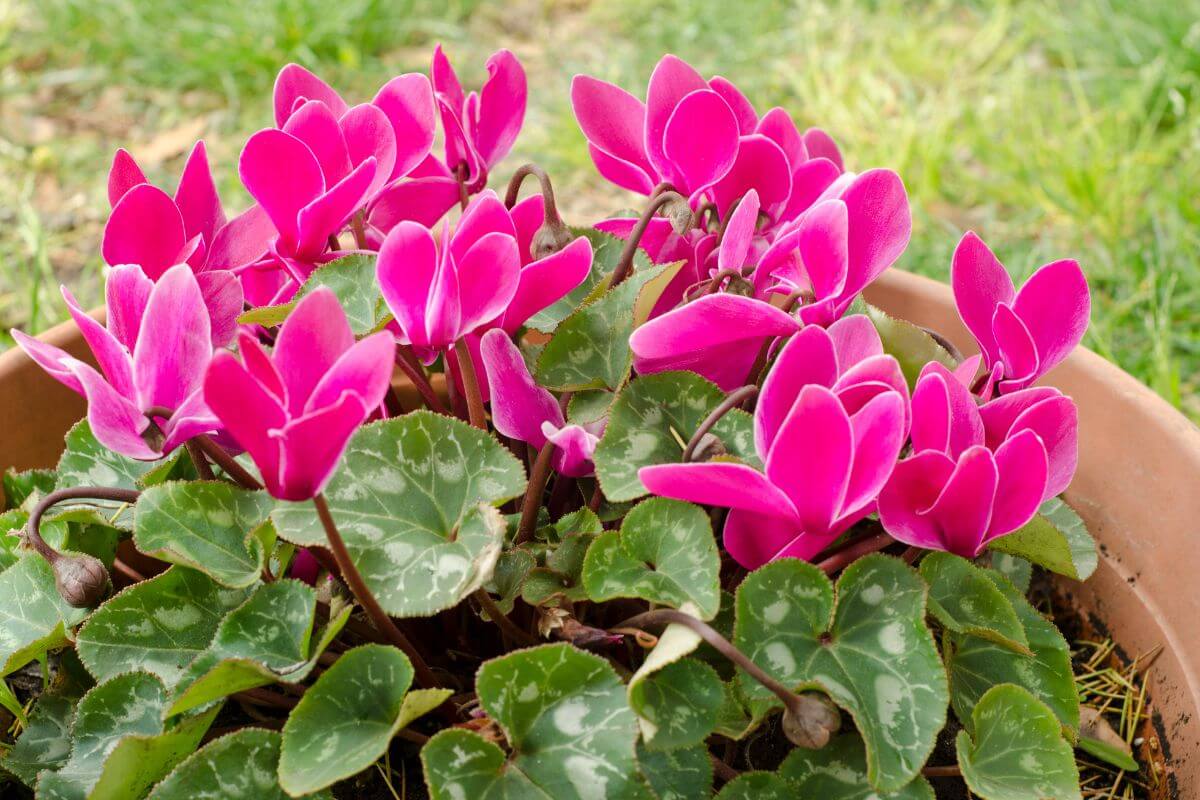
(395, 347, 448, 414)
(312, 494, 440, 689)
(473, 588, 537, 647)
(683, 385, 759, 462)
(454, 338, 487, 430)
(25, 487, 141, 564)
(503, 163, 559, 216)
(515, 443, 556, 545)
(814, 531, 895, 575)
(610, 190, 688, 287)
(920, 326, 964, 363)
(614, 608, 839, 749)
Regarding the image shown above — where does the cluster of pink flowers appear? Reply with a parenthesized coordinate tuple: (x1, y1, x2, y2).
(15, 51, 1091, 569)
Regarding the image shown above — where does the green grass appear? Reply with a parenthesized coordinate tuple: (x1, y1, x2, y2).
(2, 0, 1198, 416)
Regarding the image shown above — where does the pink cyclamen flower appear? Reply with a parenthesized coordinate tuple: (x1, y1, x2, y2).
(203, 288, 395, 501)
(376, 191, 521, 362)
(877, 361, 1079, 557)
(479, 329, 601, 477)
(13, 265, 226, 460)
(951, 231, 1090, 394)
(432, 45, 527, 193)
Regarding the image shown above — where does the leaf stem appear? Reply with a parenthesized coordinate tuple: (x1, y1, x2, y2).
(454, 338, 487, 430)
(312, 494, 440, 689)
(515, 443, 555, 545)
(614, 608, 839, 749)
(395, 346, 447, 414)
(922, 765, 962, 778)
(682, 385, 759, 462)
(184, 439, 215, 480)
(610, 190, 687, 287)
(814, 531, 895, 575)
(192, 435, 263, 490)
(473, 588, 537, 647)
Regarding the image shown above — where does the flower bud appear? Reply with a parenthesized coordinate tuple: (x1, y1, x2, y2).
(531, 220, 575, 261)
(781, 693, 841, 749)
(52, 553, 111, 608)
(662, 196, 694, 236)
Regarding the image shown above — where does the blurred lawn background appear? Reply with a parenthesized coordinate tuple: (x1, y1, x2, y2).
(1, 0, 1197, 416)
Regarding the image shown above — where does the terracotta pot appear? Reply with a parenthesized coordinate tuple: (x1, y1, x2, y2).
(2, 270, 1197, 793)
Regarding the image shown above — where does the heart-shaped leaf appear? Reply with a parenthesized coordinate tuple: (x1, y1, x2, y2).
(955, 684, 1082, 800)
(629, 657, 723, 750)
(0, 555, 90, 675)
(75, 567, 251, 688)
(485, 547, 536, 614)
(2, 692, 77, 787)
(521, 530, 595, 607)
(272, 413, 525, 617)
(55, 421, 170, 528)
(279, 644, 427, 795)
(779, 733, 935, 799)
(637, 741, 712, 800)
(536, 262, 681, 391)
(421, 643, 641, 800)
(734, 555, 947, 792)
(865, 304, 957, 388)
(3, 467, 55, 508)
(583, 498, 721, 619)
(989, 498, 1097, 581)
(149, 729, 332, 799)
(526, 227, 644, 334)
(989, 552, 1032, 593)
(712, 772, 795, 799)
(919, 552, 1029, 654)
(946, 570, 1079, 735)
(593, 372, 758, 502)
(36, 671, 218, 800)
(238, 253, 386, 335)
(169, 580, 350, 715)
(133, 481, 274, 589)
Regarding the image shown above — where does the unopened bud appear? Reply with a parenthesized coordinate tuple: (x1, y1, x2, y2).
(531, 220, 575, 260)
(663, 196, 694, 236)
(53, 554, 111, 608)
(724, 275, 756, 297)
(690, 433, 727, 462)
(782, 693, 840, 749)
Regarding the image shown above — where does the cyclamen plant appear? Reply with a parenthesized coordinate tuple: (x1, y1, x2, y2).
(3, 50, 1106, 800)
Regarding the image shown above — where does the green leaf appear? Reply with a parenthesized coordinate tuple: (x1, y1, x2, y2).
(955, 684, 1082, 800)
(989, 552, 1032, 594)
(568, 388, 615, 424)
(583, 498, 721, 619)
(2, 692, 77, 787)
(594, 372, 758, 502)
(75, 567, 251, 688)
(0, 676, 28, 726)
(0, 554, 90, 675)
(55, 421, 166, 528)
(636, 742, 712, 800)
(422, 643, 641, 800)
(3, 467, 55, 508)
(989, 498, 1097, 580)
(485, 546, 536, 614)
(238, 253, 385, 335)
(919, 552, 1030, 654)
(779, 733, 935, 799)
(865, 304, 957, 388)
(36, 671, 218, 800)
(148, 729, 332, 799)
(947, 570, 1079, 735)
(133, 481, 274, 588)
(546, 506, 604, 542)
(713, 680, 757, 740)
(0, 508, 26, 570)
(272, 413, 526, 617)
(1077, 707, 1139, 771)
(521, 531, 594, 607)
(535, 262, 680, 391)
(526, 227, 643, 334)
(169, 579, 350, 715)
(629, 657, 723, 750)
(278, 644, 416, 794)
(712, 771, 795, 799)
(734, 555, 947, 792)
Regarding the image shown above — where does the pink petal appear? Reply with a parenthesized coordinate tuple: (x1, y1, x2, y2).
(997, 393, 1077, 497)
(951, 231, 1015, 365)
(716, 189, 760, 272)
(1012, 258, 1090, 377)
(639, 461, 799, 519)
(454, 231, 521, 334)
(283, 100, 352, 187)
(132, 265, 211, 412)
(102, 184, 188, 280)
(723, 508, 811, 570)
(295, 156, 376, 259)
(10, 330, 83, 395)
(953, 353, 983, 389)
(910, 364, 984, 458)
(431, 45, 465, 117)
(802, 128, 844, 171)
(194, 270, 243, 348)
(755, 324, 839, 459)
(453, 191, 517, 262)
(68, 359, 159, 460)
(274, 287, 355, 414)
(711, 135, 792, 219)
(307, 331, 395, 415)
(271, 392, 366, 500)
(62, 285, 134, 397)
(237, 331, 286, 405)
(839, 169, 911, 297)
(273, 63, 346, 128)
(782, 157, 842, 221)
(586, 144, 657, 195)
(500, 236, 593, 333)
(545, 423, 599, 478)
(160, 388, 219, 451)
(107, 148, 146, 206)
(766, 385, 852, 536)
(571, 75, 655, 185)
(372, 73, 437, 180)
(341, 103, 397, 200)
(174, 141, 226, 248)
(480, 328, 563, 447)
(708, 76, 758, 134)
(827, 313, 884, 368)
(834, 355, 909, 422)
(840, 391, 906, 518)
(662, 89, 739, 193)
(644, 55, 708, 182)
(986, 430, 1049, 541)
(797, 198, 849, 300)
(104, 264, 153, 351)
(992, 303, 1041, 392)
(473, 49, 526, 167)
(927, 447, 998, 557)
(239, 129, 324, 253)
(436, 95, 481, 188)
(205, 351, 286, 480)
(377, 222, 438, 346)
(755, 107, 806, 167)
(509, 193, 543, 262)
(207, 205, 274, 271)
(878, 451, 957, 550)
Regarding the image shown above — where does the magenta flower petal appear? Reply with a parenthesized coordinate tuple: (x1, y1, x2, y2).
(272, 392, 366, 501)
(194, 270, 243, 348)
(500, 236, 593, 333)
(103, 264, 152, 351)
(797, 198, 849, 301)
(586, 144, 658, 195)
(644, 55, 708, 181)
(69, 359, 159, 460)
(545, 423, 599, 478)
(834, 355, 909, 419)
(102, 184, 188, 279)
(717, 189, 760, 273)
(131, 265, 211, 412)
(630, 294, 800, 391)
(711, 135, 792, 219)
(207, 205, 274, 271)
(160, 388, 219, 452)
(802, 128, 844, 172)
(174, 141, 226, 248)
(910, 364, 984, 458)
(927, 447, 998, 557)
(273, 63, 347, 128)
(840, 169, 911, 298)
(436, 95, 481, 187)
(453, 192, 517, 260)
(368, 174, 460, 232)
(783, 157, 842, 221)
(239, 129, 325, 252)
(237, 332, 287, 405)
(341, 103, 397, 199)
(473, 49, 526, 167)
(755, 324, 839, 458)
(273, 287, 356, 414)
(205, 351, 286, 476)
(283, 99, 352, 187)
(723, 508, 812, 570)
(951, 232, 1015, 365)
(878, 451, 958, 550)
(372, 73, 436, 180)
(306, 331, 395, 416)
(766, 385, 852, 535)
(431, 44, 466, 114)
(986, 429, 1049, 541)
(479, 328, 562, 447)
(377, 222, 438, 346)
(992, 303, 1041, 391)
(986, 392, 1077, 497)
(62, 285, 134, 397)
(1012, 258, 1090, 378)
(639, 461, 799, 519)
(708, 76, 757, 134)
(663, 89, 739, 192)
(756, 107, 806, 167)
(295, 156, 377, 259)
(840, 391, 906, 519)
(10, 330, 84, 395)
(571, 75, 655, 191)
(107, 148, 147, 206)
(455, 232, 521, 333)
(827, 314, 884, 367)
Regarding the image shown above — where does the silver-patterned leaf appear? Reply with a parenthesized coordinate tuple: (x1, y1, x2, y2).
(779, 733, 935, 799)
(636, 741, 712, 800)
(148, 728, 332, 799)
(0, 555, 90, 675)
(55, 421, 172, 528)
(989, 497, 1097, 581)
